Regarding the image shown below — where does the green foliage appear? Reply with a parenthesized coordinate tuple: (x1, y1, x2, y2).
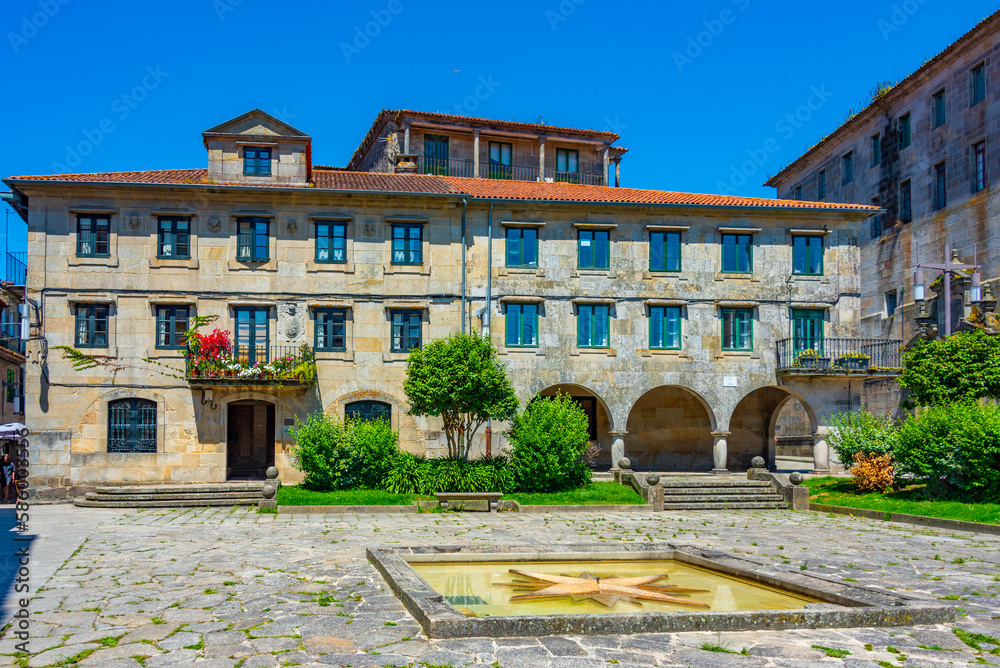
(895, 401, 1000, 501)
(507, 482, 643, 506)
(828, 408, 897, 468)
(900, 330, 1000, 406)
(276, 486, 420, 506)
(382, 452, 430, 495)
(404, 333, 518, 460)
(507, 392, 592, 493)
(382, 453, 512, 494)
(289, 413, 358, 491)
(352, 419, 401, 490)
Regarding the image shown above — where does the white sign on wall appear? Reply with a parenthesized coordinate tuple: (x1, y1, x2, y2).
(723, 376, 738, 387)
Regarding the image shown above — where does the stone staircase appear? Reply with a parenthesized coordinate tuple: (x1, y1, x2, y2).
(74, 483, 266, 508)
(657, 477, 786, 510)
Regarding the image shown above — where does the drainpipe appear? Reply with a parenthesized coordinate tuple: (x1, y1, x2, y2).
(485, 200, 494, 457)
(461, 198, 468, 334)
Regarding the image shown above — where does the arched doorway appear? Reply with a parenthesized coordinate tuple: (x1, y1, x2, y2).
(538, 384, 613, 469)
(227, 400, 275, 480)
(729, 387, 817, 470)
(625, 386, 716, 471)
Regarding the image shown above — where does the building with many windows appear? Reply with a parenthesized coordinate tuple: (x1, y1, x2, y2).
(4, 109, 885, 500)
(766, 11, 1000, 348)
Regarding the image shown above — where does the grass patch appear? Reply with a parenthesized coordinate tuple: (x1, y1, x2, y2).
(506, 482, 644, 506)
(813, 645, 851, 658)
(804, 477, 1000, 525)
(277, 486, 422, 507)
(700, 642, 749, 655)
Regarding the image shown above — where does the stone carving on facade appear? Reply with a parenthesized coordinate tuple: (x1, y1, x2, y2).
(287, 219, 298, 233)
(129, 216, 142, 230)
(364, 221, 377, 237)
(277, 302, 305, 342)
(208, 217, 221, 232)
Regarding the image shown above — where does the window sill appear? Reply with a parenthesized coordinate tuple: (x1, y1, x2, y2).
(640, 349, 693, 359)
(500, 346, 544, 356)
(384, 264, 430, 276)
(145, 349, 186, 361)
(307, 261, 356, 274)
(382, 351, 415, 362)
(642, 270, 688, 281)
(570, 348, 617, 357)
(717, 350, 760, 360)
(315, 350, 355, 362)
(571, 269, 616, 279)
(68, 256, 119, 268)
(151, 257, 199, 269)
(497, 267, 545, 277)
(228, 259, 277, 272)
(714, 272, 758, 282)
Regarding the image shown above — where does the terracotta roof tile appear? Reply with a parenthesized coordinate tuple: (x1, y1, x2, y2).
(311, 170, 452, 192)
(7, 168, 210, 184)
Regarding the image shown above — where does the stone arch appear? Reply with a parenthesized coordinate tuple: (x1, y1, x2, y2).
(624, 385, 718, 471)
(537, 384, 615, 469)
(729, 386, 819, 470)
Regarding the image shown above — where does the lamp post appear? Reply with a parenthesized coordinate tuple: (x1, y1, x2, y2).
(912, 242, 980, 337)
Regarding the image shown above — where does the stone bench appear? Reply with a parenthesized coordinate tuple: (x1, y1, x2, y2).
(433, 492, 503, 512)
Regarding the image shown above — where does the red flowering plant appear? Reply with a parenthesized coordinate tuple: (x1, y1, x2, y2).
(183, 315, 317, 383)
(187, 328, 233, 378)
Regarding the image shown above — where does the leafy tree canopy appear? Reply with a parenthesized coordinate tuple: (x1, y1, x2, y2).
(900, 330, 1000, 406)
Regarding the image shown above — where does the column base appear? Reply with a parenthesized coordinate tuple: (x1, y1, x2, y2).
(710, 468, 732, 475)
(810, 469, 830, 475)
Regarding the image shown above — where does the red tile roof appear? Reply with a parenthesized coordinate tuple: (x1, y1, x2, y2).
(5, 168, 878, 212)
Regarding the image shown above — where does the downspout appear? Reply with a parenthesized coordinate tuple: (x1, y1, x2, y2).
(485, 200, 494, 457)
(461, 197, 468, 334)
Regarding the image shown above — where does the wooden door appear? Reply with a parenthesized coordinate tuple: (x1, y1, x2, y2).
(228, 404, 256, 478)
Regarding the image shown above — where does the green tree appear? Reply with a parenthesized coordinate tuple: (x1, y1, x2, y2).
(403, 333, 518, 460)
(507, 392, 592, 493)
(900, 330, 1000, 406)
(827, 408, 897, 468)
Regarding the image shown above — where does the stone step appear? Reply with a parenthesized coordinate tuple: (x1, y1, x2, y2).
(656, 485, 776, 495)
(657, 479, 773, 489)
(74, 497, 260, 508)
(661, 502, 788, 510)
(85, 491, 264, 502)
(94, 483, 266, 495)
(661, 494, 785, 504)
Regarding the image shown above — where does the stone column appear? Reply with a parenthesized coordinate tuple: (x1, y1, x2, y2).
(711, 431, 731, 475)
(812, 430, 831, 474)
(614, 158, 621, 187)
(538, 135, 546, 181)
(609, 431, 627, 470)
(602, 144, 610, 185)
(403, 123, 410, 154)
(473, 129, 480, 178)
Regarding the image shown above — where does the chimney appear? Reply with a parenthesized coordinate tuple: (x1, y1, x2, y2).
(394, 153, 418, 174)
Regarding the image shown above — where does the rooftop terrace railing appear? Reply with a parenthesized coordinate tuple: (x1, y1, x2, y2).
(776, 338, 903, 375)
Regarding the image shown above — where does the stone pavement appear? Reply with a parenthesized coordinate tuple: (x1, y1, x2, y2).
(4, 504, 1000, 667)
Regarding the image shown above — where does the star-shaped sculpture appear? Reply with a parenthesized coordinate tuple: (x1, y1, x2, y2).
(494, 569, 711, 609)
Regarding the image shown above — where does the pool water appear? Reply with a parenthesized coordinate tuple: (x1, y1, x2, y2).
(408, 559, 817, 617)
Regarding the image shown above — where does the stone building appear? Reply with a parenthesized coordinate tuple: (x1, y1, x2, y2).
(766, 11, 1000, 350)
(4, 109, 885, 500)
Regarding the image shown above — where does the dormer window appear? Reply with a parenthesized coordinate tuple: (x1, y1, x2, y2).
(243, 147, 272, 176)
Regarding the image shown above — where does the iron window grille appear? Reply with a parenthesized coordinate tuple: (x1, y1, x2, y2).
(649, 306, 681, 350)
(77, 215, 110, 257)
(488, 142, 513, 179)
(505, 303, 538, 348)
(75, 304, 109, 348)
(505, 227, 538, 268)
(577, 229, 610, 269)
(315, 308, 347, 351)
(391, 224, 423, 265)
(243, 147, 272, 176)
(316, 221, 347, 263)
(649, 231, 681, 272)
(391, 310, 422, 352)
(577, 304, 610, 348)
(237, 217, 270, 262)
(721, 233, 753, 273)
(721, 308, 753, 351)
(792, 236, 823, 275)
(156, 306, 189, 350)
(345, 400, 391, 422)
(157, 217, 191, 259)
(108, 398, 157, 453)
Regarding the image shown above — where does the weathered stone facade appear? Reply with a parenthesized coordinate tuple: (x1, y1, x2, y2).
(6, 110, 878, 499)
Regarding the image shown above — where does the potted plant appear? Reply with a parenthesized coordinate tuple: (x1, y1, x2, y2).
(795, 348, 830, 370)
(835, 351, 870, 371)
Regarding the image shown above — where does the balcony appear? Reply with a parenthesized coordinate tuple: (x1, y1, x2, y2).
(186, 343, 317, 387)
(418, 158, 605, 185)
(6, 253, 25, 285)
(776, 338, 903, 376)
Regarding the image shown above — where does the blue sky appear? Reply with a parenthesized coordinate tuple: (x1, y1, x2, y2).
(1, 0, 996, 262)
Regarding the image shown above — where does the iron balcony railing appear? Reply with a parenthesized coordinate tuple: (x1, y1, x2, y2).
(420, 157, 475, 178)
(543, 168, 606, 186)
(0, 332, 24, 355)
(480, 162, 541, 182)
(6, 253, 25, 285)
(186, 343, 316, 385)
(776, 338, 903, 375)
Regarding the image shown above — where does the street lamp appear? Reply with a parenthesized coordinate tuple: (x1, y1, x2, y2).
(911, 242, 979, 337)
(913, 268, 925, 302)
(972, 271, 983, 304)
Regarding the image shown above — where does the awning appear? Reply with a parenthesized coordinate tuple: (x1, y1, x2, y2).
(0, 423, 27, 439)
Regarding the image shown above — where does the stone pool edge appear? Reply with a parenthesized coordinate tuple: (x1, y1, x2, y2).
(365, 542, 956, 639)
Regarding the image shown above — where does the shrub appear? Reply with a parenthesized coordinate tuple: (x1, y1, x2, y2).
(507, 392, 592, 493)
(352, 418, 401, 490)
(289, 413, 359, 491)
(850, 453, 895, 493)
(382, 452, 430, 495)
(900, 330, 1000, 406)
(381, 454, 513, 494)
(828, 408, 897, 468)
(895, 401, 1000, 501)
